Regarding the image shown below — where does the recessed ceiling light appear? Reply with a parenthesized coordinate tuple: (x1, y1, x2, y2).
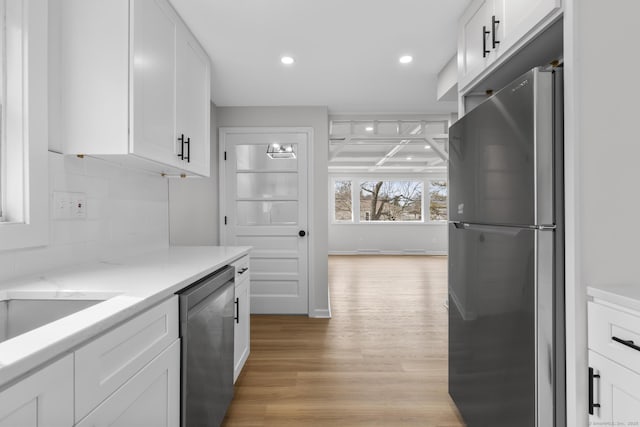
(424, 145, 432, 150)
(399, 55, 413, 64)
(406, 156, 412, 160)
(365, 126, 374, 132)
(281, 56, 295, 65)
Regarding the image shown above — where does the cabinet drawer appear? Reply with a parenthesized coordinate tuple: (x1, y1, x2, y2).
(75, 296, 178, 421)
(76, 339, 180, 427)
(588, 301, 640, 372)
(231, 255, 250, 285)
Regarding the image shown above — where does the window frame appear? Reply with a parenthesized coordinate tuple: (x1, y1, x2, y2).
(330, 176, 447, 225)
(0, 0, 49, 250)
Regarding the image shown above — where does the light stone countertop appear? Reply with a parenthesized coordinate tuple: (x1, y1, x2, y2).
(0, 246, 251, 388)
(588, 284, 640, 312)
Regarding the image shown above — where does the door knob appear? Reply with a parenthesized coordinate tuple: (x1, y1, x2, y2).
(298, 230, 306, 237)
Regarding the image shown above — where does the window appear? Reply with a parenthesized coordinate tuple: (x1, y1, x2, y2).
(331, 177, 447, 224)
(359, 180, 422, 222)
(333, 180, 352, 221)
(0, 0, 49, 250)
(428, 180, 448, 222)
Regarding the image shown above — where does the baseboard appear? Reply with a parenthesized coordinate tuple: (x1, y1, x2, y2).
(309, 308, 332, 318)
(329, 250, 447, 256)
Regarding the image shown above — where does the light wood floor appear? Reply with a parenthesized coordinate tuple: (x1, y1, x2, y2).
(222, 255, 464, 426)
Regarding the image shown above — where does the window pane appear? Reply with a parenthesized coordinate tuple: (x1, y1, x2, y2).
(334, 180, 352, 221)
(359, 181, 422, 221)
(236, 201, 297, 225)
(429, 180, 448, 221)
(237, 172, 297, 199)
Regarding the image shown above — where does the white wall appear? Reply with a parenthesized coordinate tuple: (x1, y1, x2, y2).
(0, 0, 170, 284)
(0, 153, 169, 283)
(564, 1, 640, 425)
(169, 103, 219, 246)
(329, 224, 447, 255)
(216, 106, 330, 317)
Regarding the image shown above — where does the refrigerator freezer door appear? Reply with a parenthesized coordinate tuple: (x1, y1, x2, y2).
(448, 222, 558, 427)
(448, 68, 555, 227)
(449, 222, 536, 427)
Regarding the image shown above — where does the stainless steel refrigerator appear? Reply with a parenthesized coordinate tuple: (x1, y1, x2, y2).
(448, 67, 565, 427)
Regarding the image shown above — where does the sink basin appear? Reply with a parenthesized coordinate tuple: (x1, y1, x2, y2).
(0, 296, 105, 344)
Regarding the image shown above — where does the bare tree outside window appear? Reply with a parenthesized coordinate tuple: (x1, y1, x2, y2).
(334, 180, 352, 221)
(359, 181, 422, 221)
(429, 180, 448, 221)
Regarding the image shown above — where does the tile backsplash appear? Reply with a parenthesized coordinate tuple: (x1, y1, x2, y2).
(0, 152, 169, 283)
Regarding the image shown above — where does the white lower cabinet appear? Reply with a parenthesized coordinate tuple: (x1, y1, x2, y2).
(234, 276, 250, 382)
(0, 355, 73, 427)
(76, 339, 180, 427)
(74, 296, 178, 421)
(232, 255, 251, 383)
(588, 296, 640, 424)
(589, 350, 640, 425)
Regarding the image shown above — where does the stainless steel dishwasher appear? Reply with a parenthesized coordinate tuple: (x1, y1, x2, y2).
(178, 265, 235, 427)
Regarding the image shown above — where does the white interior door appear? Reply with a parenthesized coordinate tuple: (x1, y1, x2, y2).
(221, 128, 309, 314)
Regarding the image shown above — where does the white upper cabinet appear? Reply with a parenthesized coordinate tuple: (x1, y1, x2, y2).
(458, 0, 561, 91)
(175, 26, 211, 176)
(60, 0, 211, 177)
(131, 0, 178, 168)
(458, 0, 496, 90)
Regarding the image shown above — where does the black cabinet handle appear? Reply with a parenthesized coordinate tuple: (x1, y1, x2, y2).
(234, 297, 239, 324)
(184, 137, 191, 163)
(482, 26, 490, 58)
(177, 134, 185, 160)
(238, 267, 248, 275)
(588, 367, 601, 415)
(612, 336, 640, 352)
(491, 15, 500, 48)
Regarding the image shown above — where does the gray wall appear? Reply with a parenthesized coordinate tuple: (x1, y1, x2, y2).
(564, 1, 640, 424)
(170, 106, 330, 317)
(169, 103, 220, 246)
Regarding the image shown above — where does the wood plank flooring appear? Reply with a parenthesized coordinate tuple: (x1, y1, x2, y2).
(222, 255, 464, 426)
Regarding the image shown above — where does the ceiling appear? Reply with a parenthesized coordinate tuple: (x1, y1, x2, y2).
(170, 0, 470, 114)
(328, 117, 449, 173)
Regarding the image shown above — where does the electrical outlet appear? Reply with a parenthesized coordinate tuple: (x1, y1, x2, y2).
(71, 195, 87, 218)
(53, 192, 87, 220)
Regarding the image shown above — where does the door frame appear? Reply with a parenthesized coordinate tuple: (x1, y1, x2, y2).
(219, 127, 315, 315)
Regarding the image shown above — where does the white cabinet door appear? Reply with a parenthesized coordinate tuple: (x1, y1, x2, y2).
(175, 27, 211, 177)
(234, 275, 251, 382)
(458, 0, 495, 89)
(131, 0, 178, 167)
(495, 0, 561, 56)
(589, 350, 640, 425)
(0, 355, 73, 427)
(75, 296, 178, 422)
(77, 340, 180, 427)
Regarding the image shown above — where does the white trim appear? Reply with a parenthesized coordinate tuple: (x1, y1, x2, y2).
(563, 1, 586, 425)
(309, 308, 331, 319)
(329, 250, 447, 256)
(219, 126, 314, 316)
(0, 0, 48, 250)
